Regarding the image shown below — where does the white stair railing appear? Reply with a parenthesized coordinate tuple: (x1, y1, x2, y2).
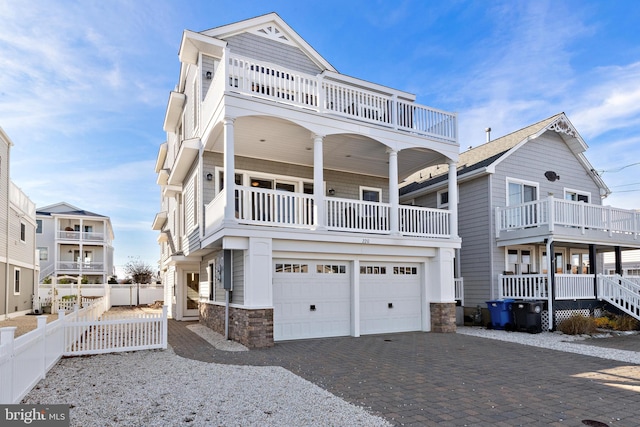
(598, 274, 640, 321)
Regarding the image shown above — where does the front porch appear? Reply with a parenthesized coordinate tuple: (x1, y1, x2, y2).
(205, 186, 452, 238)
(499, 273, 640, 329)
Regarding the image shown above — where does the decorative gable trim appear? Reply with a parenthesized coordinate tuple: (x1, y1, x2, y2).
(547, 116, 577, 138)
(250, 24, 295, 46)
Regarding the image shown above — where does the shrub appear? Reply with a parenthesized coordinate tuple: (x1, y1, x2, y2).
(594, 316, 615, 329)
(614, 315, 640, 331)
(557, 314, 597, 335)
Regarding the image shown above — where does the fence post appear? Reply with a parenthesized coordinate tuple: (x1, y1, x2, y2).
(0, 326, 17, 404)
(162, 306, 168, 349)
(37, 316, 47, 381)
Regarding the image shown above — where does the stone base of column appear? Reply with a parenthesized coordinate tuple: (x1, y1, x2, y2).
(430, 302, 457, 333)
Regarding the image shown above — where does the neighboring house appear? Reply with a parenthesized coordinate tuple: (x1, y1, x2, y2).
(153, 13, 461, 348)
(401, 113, 640, 329)
(36, 202, 115, 284)
(0, 127, 38, 319)
(604, 249, 640, 275)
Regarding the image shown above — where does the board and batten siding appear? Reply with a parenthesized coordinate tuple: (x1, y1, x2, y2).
(225, 33, 323, 76)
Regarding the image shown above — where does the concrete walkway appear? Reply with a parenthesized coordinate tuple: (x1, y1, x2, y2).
(168, 320, 639, 426)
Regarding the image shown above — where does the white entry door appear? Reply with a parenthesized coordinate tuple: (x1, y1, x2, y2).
(360, 262, 422, 335)
(273, 260, 350, 341)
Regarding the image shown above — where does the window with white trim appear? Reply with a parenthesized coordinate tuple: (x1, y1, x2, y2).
(507, 178, 538, 205)
(393, 266, 418, 275)
(360, 186, 381, 202)
(437, 190, 449, 208)
(360, 266, 386, 274)
(38, 247, 48, 261)
(506, 247, 534, 274)
(14, 268, 20, 294)
(275, 263, 308, 273)
(20, 222, 26, 242)
(564, 189, 590, 203)
(36, 219, 42, 234)
(317, 264, 346, 274)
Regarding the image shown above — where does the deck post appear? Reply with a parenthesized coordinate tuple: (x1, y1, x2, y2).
(313, 134, 325, 230)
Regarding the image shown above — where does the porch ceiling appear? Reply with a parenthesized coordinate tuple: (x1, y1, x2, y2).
(207, 116, 446, 180)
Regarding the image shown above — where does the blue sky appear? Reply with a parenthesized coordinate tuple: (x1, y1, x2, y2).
(1, 0, 639, 277)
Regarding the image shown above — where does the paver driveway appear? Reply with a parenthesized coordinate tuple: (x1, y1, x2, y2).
(169, 320, 639, 426)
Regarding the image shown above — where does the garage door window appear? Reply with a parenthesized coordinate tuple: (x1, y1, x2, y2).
(317, 264, 346, 274)
(394, 266, 418, 274)
(275, 263, 308, 273)
(360, 266, 386, 274)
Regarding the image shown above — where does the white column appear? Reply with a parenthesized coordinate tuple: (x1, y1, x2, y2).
(447, 160, 459, 238)
(223, 117, 236, 222)
(388, 149, 399, 235)
(313, 134, 325, 229)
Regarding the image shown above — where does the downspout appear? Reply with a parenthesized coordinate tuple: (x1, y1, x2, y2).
(545, 238, 554, 331)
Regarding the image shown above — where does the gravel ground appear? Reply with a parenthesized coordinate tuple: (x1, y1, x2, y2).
(22, 340, 390, 427)
(457, 326, 640, 364)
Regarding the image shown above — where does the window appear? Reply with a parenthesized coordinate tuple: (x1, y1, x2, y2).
(565, 189, 590, 203)
(208, 262, 215, 301)
(360, 187, 381, 202)
(437, 190, 449, 208)
(506, 248, 533, 274)
(360, 266, 387, 274)
(570, 252, 590, 274)
(14, 268, 20, 294)
(507, 179, 538, 205)
(394, 266, 418, 275)
(36, 219, 43, 234)
(38, 247, 48, 261)
(275, 263, 308, 273)
(317, 264, 346, 274)
(20, 222, 26, 242)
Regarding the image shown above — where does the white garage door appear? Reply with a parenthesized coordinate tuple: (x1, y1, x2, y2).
(273, 260, 350, 341)
(360, 262, 422, 335)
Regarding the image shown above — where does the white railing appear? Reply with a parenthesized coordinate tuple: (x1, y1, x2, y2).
(326, 198, 390, 233)
(454, 277, 464, 305)
(598, 274, 640, 320)
(555, 274, 595, 300)
(399, 205, 450, 237)
(499, 274, 548, 300)
(55, 261, 105, 271)
(10, 181, 35, 217)
(217, 53, 457, 142)
(56, 230, 106, 242)
(236, 186, 315, 228)
(0, 302, 167, 404)
(496, 196, 640, 238)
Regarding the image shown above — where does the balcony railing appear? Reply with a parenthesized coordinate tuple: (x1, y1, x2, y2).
(204, 186, 452, 238)
(200, 53, 457, 143)
(496, 196, 640, 239)
(57, 230, 107, 242)
(56, 261, 105, 272)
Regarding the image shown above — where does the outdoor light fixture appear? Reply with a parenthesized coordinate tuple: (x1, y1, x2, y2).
(205, 71, 212, 79)
(328, 188, 335, 196)
(206, 173, 213, 181)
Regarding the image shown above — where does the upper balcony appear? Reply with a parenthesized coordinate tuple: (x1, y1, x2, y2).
(197, 52, 457, 145)
(56, 228, 110, 244)
(205, 186, 452, 240)
(495, 196, 640, 247)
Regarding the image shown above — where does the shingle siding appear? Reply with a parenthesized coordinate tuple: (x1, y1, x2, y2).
(226, 33, 322, 75)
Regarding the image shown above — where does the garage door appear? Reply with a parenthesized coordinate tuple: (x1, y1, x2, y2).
(273, 260, 350, 341)
(360, 262, 422, 335)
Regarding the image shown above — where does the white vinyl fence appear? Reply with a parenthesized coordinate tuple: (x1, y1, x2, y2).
(37, 283, 164, 311)
(0, 298, 167, 404)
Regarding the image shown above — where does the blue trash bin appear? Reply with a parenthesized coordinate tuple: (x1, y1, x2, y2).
(485, 299, 515, 330)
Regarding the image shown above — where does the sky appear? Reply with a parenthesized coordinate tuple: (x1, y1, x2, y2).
(1, 0, 639, 277)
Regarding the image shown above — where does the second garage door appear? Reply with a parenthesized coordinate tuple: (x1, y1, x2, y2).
(360, 262, 422, 335)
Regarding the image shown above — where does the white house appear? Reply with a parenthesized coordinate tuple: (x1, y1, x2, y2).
(0, 127, 38, 319)
(36, 202, 115, 285)
(401, 113, 640, 329)
(154, 13, 461, 347)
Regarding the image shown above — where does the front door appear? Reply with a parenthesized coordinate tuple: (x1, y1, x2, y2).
(184, 272, 200, 317)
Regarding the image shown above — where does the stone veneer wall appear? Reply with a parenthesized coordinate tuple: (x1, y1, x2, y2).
(430, 302, 457, 333)
(200, 303, 274, 348)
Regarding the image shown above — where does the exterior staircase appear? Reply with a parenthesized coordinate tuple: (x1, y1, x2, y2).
(598, 274, 640, 321)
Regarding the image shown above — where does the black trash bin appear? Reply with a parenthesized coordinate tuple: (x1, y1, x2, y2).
(512, 300, 544, 333)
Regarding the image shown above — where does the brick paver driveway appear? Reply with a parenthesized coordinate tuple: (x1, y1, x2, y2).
(169, 321, 638, 426)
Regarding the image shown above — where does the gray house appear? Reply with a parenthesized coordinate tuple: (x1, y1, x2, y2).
(0, 127, 38, 319)
(401, 113, 640, 329)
